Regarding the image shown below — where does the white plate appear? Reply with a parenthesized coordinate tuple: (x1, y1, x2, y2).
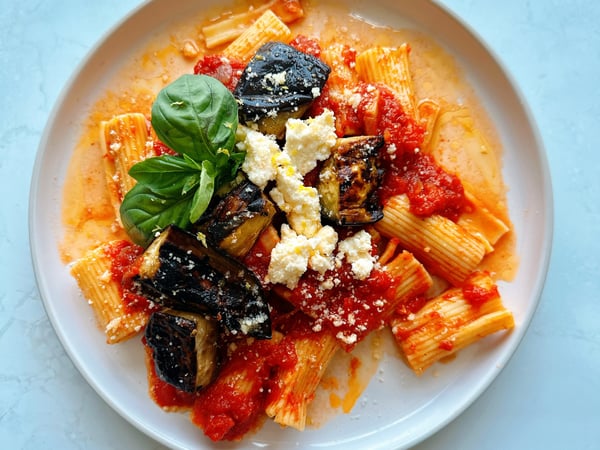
(29, 0, 552, 448)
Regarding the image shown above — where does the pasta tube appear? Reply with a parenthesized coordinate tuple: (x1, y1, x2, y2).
(383, 249, 433, 310)
(319, 43, 363, 136)
(458, 187, 510, 251)
(266, 330, 339, 430)
(391, 271, 514, 375)
(202, 0, 304, 49)
(375, 195, 489, 285)
(222, 10, 292, 63)
(99, 112, 152, 219)
(355, 45, 417, 120)
(70, 241, 148, 343)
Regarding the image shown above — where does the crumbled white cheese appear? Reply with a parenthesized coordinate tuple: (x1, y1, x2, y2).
(238, 312, 269, 335)
(105, 317, 122, 333)
(346, 88, 362, 109)
(336, 331, 358, 346)
(270, 155, 322, 238)
(269, 111, 336, 238)
(239, 110, 375, 289)
(237, 126, 280, 190)
(267, 224, 311, 289)
(263, 71, 287, 87)
(238, 111, 336, 238)
(267, 224, 338, 289)
(308, 225, 338, 274)
(337, 230, 376, 280)
(283, 109, 337, 176)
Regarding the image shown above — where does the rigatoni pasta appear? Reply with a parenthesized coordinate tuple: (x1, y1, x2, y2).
(266, 329, 339, 430)
(202, 0, 304, 49)
(390, 271, 514, 375)
(355, 45, 418, 120)
(70, 241, 149, 343)
(99, 113, 152, 220)
(375, 194, 489, 285)
(222, 9, 292, 63)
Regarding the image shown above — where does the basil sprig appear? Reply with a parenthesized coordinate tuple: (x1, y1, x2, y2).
(119, 74, 244, 246)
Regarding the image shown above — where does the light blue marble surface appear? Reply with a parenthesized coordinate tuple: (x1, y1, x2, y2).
(1, 0, 598, 449)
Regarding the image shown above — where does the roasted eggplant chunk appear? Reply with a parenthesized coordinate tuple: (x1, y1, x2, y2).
(317, 135, 385, 226)
(196, 180, 276, 258)
(136, 226, 271, 339)
(145, 310, 218, 392)
(233, 42, 330, 137)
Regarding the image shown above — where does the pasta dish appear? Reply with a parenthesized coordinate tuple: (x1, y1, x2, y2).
(60, 0, 517, 442)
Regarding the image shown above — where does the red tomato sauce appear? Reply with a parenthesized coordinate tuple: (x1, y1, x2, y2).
(380, 151, 466, 221)
(394, 294, 428, 321)
(286, 263, 398, 351)
(358, 83, 424, 153)
(191, 338, 297, 441)
(104, 240, 157, 314)
(311, 73, 464, 220)
(438, 339, 454, 351)
(193, 54, 245, 91)
(462, 278, 499, 307)
(290, 34, 322, 57)
(152, 140, 176, 156)
(358, 85, 465, 220)
(242, 237, 272, 287)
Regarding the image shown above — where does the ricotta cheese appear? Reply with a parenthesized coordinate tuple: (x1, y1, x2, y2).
(237, 125, 280, 190)
(267, 224, 338, 289)
(283, 109, 337, 176)
(267, 224, 311, 289)
(337, 230, 376, 280)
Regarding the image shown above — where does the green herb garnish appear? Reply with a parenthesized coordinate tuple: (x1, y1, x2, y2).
(119, 74, 244, 246)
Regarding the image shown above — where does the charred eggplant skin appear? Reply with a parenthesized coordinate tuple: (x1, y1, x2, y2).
(145, 310, 218, 392)
(196, 180, 276, 258)
(136, 226, 271, 339)
(233, 42, 330, 134)
(317, 135, 385, 226)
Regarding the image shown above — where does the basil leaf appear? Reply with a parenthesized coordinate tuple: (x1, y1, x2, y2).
(119, 75, 246, 247)
(189, 160, 216, 223)
(128, 154, 200, 196)
(120, 182, 196, 247)
(213, 147, 246, 182)
(151, 74, 238, 161)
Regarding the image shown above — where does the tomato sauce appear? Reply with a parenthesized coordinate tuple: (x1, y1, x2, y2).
(104, 240, 157, 314)
(152, 140, 176, 156)
(438, 339, 454, 351)
(287, 263, 398, 351)
(313, 72, 465, 221)
(462, 276, 500, 307)
(191, 338, 297, 441)
(380, 151, 466, 221)
(358, 84, 424, 153)
(290, 34, 322, 57)
(244, 230, 401, 351)
(193, 54, 245, 91)
(394, 294, 428, 321)
(242, 236, 272, 286)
